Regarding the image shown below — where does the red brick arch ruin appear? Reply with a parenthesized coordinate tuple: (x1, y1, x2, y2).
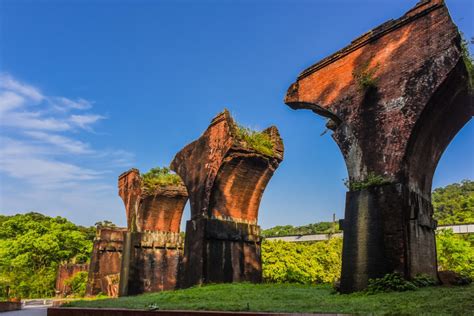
(111, 110, 283, 295)
(86, 0, 472, 297)
(284, 0, 472, 292)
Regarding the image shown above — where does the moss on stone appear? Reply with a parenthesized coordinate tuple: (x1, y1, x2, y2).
(352, 62, 379, 91)
(141, 167, 182, 193)
(235, 125, 274, 157)
(344, 172, 391, 191)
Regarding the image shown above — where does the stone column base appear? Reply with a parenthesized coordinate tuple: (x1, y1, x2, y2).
(119, 231, 183, 296)
(180, 218, 262, 288)
(340, 183, 438, 293)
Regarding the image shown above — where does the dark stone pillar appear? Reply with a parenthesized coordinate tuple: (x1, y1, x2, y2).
(171, 110, 283, 288)
(340, 184, 437, 292)
(182, 218, 261, 286)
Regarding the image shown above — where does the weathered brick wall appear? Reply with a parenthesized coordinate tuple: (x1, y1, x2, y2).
(117, 170, 188, 296)
(86, 227, 127, 297)
(55, 263, 89, 297)
(171, 110, 283, 288)
(285, 0, 472, 292)
(119, 231, 183, 295)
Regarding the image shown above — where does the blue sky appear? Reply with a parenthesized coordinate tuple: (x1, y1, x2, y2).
(0, 0, 473, 229)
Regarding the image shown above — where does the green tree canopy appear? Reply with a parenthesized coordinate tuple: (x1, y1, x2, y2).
(0, 212, 95, 299)
(432, 180, 474, 225)
(262, 221, 339, 237)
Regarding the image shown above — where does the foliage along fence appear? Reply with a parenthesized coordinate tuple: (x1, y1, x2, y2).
(262, 230, 474, 285)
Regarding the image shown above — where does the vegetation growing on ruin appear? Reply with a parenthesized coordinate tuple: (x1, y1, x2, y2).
(353, 62, 379, 91)
(344, 172, 391, 191)
(235, 125, 274, 157)
(65, 282, 474, 314)
(141, 167, 182, 193)
(460, 33, 474, 91)
(433, 180, 474, 225)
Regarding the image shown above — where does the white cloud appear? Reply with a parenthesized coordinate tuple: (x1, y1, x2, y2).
(0, 73, 44, 102)
(69, 114, 105, 130)
(0, 91, 25, 114)
(0, 137, 101, 188)
(0, 74, 134, 221)
(51, 97, 93, 111)
(2, 111, 72, 131)
(24, 131, 93, 154)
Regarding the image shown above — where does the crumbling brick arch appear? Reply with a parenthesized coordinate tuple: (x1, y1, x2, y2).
(284, 0, 472, 293)
(404, 56, 472, 197)
(171, 109, 284, 288)
(208, 129, 283, 224)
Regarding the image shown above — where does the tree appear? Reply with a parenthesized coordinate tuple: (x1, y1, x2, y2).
(94, 220, 117, 228)
(432, 180, 474, 225)
(436, 229, 474, 277)
(0, 213, 94, 298)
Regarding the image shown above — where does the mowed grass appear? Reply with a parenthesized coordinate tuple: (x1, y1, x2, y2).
(65, 283, 474, 315)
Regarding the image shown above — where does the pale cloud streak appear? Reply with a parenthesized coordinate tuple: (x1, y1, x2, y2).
(0, 73, 134, 222)
(0, 73, 44, 102)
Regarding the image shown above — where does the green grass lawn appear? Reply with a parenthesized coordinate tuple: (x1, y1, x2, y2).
(66, 283, 474, 315)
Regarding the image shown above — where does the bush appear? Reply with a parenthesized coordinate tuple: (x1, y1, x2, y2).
(262, 238, 342, 284)
(64, 271, 88, 297)
(412, 274, 437, 287)
(436, 229, 474, 278)
(235, 125, 274, 157)
(365, 273, 417, 295)
(141, 167, 182, 193)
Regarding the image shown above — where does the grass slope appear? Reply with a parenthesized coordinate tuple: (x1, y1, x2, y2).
(66, 283, 474, 315)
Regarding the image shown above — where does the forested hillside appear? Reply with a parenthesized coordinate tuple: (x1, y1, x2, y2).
(0, 213, 95, 298)
(432, 180, 474, 225)
(262, 221, 339, 237)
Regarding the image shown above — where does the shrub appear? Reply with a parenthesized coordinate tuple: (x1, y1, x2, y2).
(344, 172, 390, 191)
(365, 273, 417, 295)
(235, 125, 274, 157)
(64, 271, 88, 297)
(141, 167, 182, 193)
(436, 229, 474, 278)
(262, 238, 342, 284)
(412, 274, 437, 287)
